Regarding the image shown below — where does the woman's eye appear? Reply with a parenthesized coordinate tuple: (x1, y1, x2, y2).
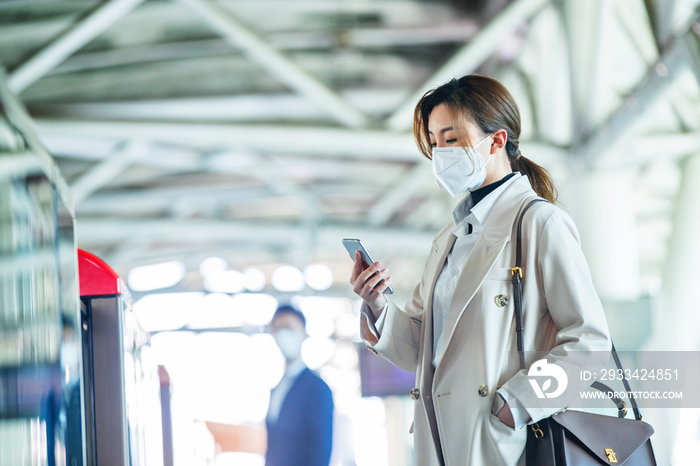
(430, 142, 437, 148)
(446, 138, 458, 144)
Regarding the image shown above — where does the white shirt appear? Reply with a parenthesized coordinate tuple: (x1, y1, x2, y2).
(431, 172, 521, 368)
(266, 358, 306, 424)
(367, 172, 529, 429)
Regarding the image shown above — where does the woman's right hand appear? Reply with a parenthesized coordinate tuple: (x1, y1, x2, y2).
(350, 251, 393, 315)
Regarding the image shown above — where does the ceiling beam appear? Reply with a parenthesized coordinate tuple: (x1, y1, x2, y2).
(366, 163, 432, 227)
(559, 0, 607, 146)
(581, 12, 700, 167)
(35, 119, 421, 160)
(20, 53, 414, 102)
(0, 70, 75, 213)
(29, 90, 407, 122)
(74, 183, 381, 216)
(44, 22, 479, 75)
(247, 152, 325, 221)
(385, 0, 551, 132)
(615, 0, 660, 66)
(0, 152, 44, 180)
(76, 218, 437, 253)
(70, 139, 149, 204)
(8, 0, 146, 94)
(36, 119, 565, 163)
(179, 0, 369, 128)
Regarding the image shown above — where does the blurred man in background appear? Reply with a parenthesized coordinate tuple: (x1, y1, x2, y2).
(265, 304, 333, 466)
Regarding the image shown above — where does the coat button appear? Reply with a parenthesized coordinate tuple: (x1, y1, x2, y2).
(494, 295, 508, 307)
(478, 385, 488, 397)
(410, 388, 420, 400)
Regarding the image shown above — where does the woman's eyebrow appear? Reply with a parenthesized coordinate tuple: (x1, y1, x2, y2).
(428, 126, 454, 135)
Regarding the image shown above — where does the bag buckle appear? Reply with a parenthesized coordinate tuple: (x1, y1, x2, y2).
(511, 267, 523, 279)
(531, 423, 544, 439)
(605, 448, 618, 462)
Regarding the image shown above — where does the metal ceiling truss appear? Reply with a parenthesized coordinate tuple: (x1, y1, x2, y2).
(2, 0, 700, 297)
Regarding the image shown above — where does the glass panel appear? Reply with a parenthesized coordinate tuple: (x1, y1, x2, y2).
(0, 170, 82, 466)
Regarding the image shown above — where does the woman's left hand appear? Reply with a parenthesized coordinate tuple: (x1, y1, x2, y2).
(496, 402, 515, 428)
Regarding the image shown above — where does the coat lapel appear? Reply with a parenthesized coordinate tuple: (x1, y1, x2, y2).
(436, 175, 537, 373)
(421, 227, 456, 371)
(417, 224, 455, 466)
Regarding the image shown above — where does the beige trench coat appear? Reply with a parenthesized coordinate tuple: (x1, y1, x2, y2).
(361, 174, 612, 466)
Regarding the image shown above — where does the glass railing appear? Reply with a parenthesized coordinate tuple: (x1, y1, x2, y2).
(0, 91, 83, 466)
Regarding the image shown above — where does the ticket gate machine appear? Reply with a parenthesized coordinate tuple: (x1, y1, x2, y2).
(78, 249, 165, 466)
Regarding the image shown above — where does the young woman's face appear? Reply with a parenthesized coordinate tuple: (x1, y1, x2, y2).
(427, 102, 512, 189)
(427, 102, 486, 151)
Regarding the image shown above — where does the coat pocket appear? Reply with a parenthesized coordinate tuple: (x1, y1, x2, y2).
(485, 267, 513, 281)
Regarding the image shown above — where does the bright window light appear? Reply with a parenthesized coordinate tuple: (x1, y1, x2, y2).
(333, 341, 359, 370)
(133, 292, 203, 332)
(336, 312, 360, 340)
(271, 265, 305, 292)
(302, 308, 335, 338)
(149, 331, 196, 381)
(215, 452, 265, 466)
(298, 296, 350, 338)
(128, 261, 186, 292)
(235, 293, 278, 326)
(191, 332, 252, 380)
(243, 267, 266, 292)
(249, 333, 285, 390)
(199, 257, 228, 278)
(301, 337, 335, 370)
(353, 397, 389, 466)
(203, 269, 245, 293)
(299, 296, 350, 316)
(186, 332, 274, 424)
(303, 263, 334, 290)
(187, 293, 245, 329)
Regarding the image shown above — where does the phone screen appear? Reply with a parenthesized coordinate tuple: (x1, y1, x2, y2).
(342, 239, 393, 294)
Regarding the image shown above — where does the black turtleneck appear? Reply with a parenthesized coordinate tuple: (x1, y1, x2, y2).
(469, 172, 516, 206)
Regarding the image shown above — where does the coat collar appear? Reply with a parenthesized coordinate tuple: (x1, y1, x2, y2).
(451, 172, 520, 227)
(478, 174, 539, 250)
(435, 174, 537, 250)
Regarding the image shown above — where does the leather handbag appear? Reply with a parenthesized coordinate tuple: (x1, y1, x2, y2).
(511, 198, 658, 465)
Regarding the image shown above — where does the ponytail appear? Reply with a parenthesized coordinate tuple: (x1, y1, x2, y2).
(509, 153, 558, 204)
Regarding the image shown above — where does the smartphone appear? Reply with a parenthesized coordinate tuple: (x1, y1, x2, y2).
(342, 238, 394, 294)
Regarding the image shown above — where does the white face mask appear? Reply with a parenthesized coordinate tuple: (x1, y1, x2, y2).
(274, 328, 305, 361)
(431, 133, 493, 197)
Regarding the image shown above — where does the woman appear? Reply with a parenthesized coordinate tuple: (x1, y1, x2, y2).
(350, 75, 612, 466)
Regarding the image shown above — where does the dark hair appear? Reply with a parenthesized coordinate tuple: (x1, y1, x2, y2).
(272, 304, 306, 327)
(413, 75, 557, 203)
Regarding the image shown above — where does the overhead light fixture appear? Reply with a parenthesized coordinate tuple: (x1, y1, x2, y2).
(243, 267, 267, 292)
(297, 296, 341, 338)
(303, 264, 334, 291)
(234, 293, 278, 326)
(187, 293, 245, 329)
(203, 269, 245, 293)
(133, 292, 204, 332)
(199, 257, 228, 278)
(271, 265, 305, 292)
(127, 261, 186, 292)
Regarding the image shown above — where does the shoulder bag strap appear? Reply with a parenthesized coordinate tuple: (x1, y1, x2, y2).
(511, 198, 642, 421)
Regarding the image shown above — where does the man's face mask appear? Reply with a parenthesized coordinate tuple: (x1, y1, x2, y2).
(273, 328, 304, 361)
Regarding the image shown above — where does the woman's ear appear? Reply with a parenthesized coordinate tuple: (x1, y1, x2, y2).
(490, 129, 508, 153)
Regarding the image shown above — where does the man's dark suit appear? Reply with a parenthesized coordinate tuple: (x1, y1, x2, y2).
(265, 367, 333, 466)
